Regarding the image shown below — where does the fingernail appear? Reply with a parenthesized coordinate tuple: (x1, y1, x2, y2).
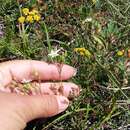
(73, 68, 77, 76)
(63, 84, 80, 98)
(57, 96, 69, 113)
(0, 87, 11, 93)
(68, 87, 80, 99)
(0, 87, 6, 92)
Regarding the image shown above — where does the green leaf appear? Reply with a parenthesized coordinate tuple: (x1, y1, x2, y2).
(29, 0, 37, 7)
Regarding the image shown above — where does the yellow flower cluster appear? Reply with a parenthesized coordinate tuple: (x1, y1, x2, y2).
(117, 49, 130, 58)
(18, 8, 41, 23)
(74, 47, 91, 57)
(117, 50, 124, 56)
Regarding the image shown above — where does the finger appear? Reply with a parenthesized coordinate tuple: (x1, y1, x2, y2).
(0, 82, 80, 99)
(32, 82, 80, 99)
(22, 95, 69, 121)
(0, 60, 77, 86)
(0, 92, 69, 125)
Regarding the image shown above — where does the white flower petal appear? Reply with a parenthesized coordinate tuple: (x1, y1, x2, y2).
(48, 49, 61, 58)
(21, 79, 32, 83)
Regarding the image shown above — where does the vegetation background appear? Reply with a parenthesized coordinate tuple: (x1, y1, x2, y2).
(0, 0, 130, 129)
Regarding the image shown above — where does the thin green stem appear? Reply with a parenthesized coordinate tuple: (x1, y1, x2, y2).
(42, 108, 90, 129)
(41, 21, 51, 52)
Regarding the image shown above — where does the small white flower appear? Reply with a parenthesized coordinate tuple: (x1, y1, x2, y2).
(82, 17, 92, 24)
(48, 49, 61, 58)
(21, 79, 32, 83)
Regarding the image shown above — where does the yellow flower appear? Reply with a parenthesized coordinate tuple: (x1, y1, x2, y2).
(74, 48, 83, 52)
(80, 52, 85, 56)
(74, 47, 85, 52)
(26, 15, 33, 23)
(85, 49, 91, 57)
(79, 48, 86, 52)
(33, 15, 41, 21)
(117, 50, 124, 56)
(18, 16, 25, 23)
(74, 47, 91, 57)
(22, 8, 29, 15)
(29, 9, 38, 15)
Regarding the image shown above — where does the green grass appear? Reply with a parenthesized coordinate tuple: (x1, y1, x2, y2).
(0, 0, 130, 129)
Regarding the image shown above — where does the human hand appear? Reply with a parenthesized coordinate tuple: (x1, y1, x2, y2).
(0, 60, 79, 130)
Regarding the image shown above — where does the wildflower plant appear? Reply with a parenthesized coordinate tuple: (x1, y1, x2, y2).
(48, 47, 68, 89)
(48, 47, 68, 64)
(17, 6, 41, 52)
(18, 8, 41, 24)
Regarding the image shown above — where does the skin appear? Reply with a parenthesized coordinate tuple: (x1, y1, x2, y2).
(0, 60, 80, 130)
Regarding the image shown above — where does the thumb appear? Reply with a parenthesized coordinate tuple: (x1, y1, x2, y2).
(0, 92, 69, 130)
(20, 94, 69, 122)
